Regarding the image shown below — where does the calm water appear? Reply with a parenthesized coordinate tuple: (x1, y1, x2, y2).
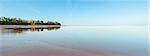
(0, 26, 148, 56)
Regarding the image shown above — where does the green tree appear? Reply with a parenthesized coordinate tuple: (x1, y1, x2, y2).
(18, 18, 23, 22)
(12, 17, 17, 23)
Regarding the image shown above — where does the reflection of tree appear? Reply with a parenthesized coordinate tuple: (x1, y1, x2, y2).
(3, 27, 60, 33)
(47, 27, 60, 31)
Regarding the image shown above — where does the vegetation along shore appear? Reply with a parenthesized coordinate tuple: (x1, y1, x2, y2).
(0, 17, 61, 25)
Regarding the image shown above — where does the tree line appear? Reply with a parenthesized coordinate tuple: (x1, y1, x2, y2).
(0, 17, 61, 25)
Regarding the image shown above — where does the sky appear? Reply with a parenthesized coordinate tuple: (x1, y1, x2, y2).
(0, 0, 148, 25)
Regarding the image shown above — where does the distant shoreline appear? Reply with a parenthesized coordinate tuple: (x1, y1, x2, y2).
(0, 25, 61, 29)
(0, 17, 61, 25)
(0, 24, 61, 26)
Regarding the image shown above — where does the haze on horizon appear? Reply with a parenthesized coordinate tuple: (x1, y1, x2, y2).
(0, 0, 148, 25)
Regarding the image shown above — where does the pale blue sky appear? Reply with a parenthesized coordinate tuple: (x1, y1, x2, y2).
(0, 0, 148, 25)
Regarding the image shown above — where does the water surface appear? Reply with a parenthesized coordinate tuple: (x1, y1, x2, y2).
(0, 26, 148, 56)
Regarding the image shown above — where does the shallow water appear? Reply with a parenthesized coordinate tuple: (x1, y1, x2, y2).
(0, 26, 148, 56)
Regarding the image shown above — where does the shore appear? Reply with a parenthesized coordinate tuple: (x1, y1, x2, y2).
(0, 25, 61, 29)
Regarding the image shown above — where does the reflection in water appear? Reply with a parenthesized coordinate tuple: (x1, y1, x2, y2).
(0, 26, 148, 56)
(0, 27, 60, 34)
